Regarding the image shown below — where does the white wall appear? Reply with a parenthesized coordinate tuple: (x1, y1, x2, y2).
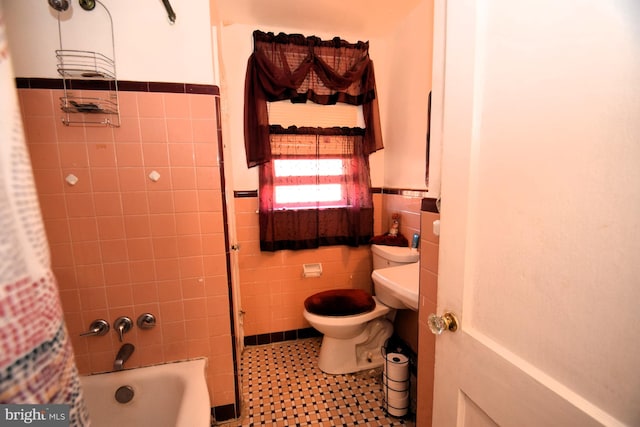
(2, 0, 215, 84)
(4, 0, 435, 193)
(217, 23, 390, 191)
(217, 1, 433, 192)
(379, 0, 433, 191)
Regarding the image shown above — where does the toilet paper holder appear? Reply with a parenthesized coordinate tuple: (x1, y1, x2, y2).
(382, 351, 410, 417)
(303, 263, 322, 278)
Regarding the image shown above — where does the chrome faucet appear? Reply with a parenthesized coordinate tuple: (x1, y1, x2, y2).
(113, 316, 133, 342)
(114, 343, 135, 371)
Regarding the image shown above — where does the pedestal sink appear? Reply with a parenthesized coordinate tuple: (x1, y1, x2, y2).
(371, 261, 420, 311)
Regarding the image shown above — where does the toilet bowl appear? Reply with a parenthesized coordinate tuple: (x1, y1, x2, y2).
(302, 244, 419, 375)
(303, 295, 394, 374)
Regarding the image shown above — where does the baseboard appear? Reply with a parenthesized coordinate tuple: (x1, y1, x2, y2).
(210, 403, 238, 423)
(243, 327, 322, 347)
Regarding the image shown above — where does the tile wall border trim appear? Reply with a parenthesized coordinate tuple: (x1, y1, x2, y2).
(15, 77, 220, 95)
(212, 95, 244, 418)
(232, 187, 431, 199)
(421, 197, 439, 213)
(381, 187, 429, 198)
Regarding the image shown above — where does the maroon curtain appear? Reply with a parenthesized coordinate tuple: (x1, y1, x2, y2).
(244, 30, 384, 168)
(259, 126, 373, 251)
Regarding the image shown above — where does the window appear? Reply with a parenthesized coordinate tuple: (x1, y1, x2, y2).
(259, 126, 373, 251)
(268, 101, 364, 210)
(272, 158, 346, 209)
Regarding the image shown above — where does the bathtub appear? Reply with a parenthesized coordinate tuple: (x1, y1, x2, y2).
(80, 358, 211, 427)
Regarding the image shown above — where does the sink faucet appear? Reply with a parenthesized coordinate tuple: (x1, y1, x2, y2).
(114, 343, 135, 371)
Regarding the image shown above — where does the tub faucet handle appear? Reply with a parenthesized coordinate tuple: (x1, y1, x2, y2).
(136, 313, 156, 329)
(113, 316, 133, 342)
(80, 319, 110, 337)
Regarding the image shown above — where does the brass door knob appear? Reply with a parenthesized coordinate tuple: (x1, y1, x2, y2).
(427, 311, 459, 335)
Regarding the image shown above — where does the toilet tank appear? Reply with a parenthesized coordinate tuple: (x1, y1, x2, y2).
(371, 244, 419, 269)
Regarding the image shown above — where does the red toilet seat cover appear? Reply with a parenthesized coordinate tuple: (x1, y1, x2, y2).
(304, 289, 375, 316)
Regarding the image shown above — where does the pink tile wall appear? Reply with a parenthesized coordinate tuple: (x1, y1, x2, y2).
(381, 193, 423, 243)
(379, 192, 424, 352)
(417, 210, 440, 426)
(380, 193, 439, 423)
(235, 193, 383, 336)
(19, 88, 235, 407)
(232, 191, 418, 338)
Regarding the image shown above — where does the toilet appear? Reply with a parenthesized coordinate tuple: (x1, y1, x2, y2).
(303, 244, 419, 374)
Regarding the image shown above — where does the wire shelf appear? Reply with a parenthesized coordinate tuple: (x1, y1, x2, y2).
(56, 49, 116, 80)
(54, 1, 120, 127)
(60, 95, 118, 115)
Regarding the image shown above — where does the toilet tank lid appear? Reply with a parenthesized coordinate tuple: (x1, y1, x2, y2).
(371, 244, 419, 263)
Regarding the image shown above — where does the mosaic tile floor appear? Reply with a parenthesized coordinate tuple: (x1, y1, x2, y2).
(222, 337, 415, 426)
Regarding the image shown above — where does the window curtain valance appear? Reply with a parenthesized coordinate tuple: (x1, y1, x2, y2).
(244, 30, 384, 168)
(269, 125, 366, 137)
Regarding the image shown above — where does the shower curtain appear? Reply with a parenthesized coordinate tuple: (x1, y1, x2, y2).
(0, 7, 89, 426)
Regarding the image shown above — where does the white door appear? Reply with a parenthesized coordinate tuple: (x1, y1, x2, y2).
(431, 1, 640, 426)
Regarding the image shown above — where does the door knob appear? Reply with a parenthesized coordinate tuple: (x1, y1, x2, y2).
(427, 311, 459, 335)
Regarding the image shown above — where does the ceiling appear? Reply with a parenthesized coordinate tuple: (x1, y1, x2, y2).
(212, 0, 423, 37)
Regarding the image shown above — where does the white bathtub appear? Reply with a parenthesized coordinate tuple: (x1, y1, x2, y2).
(80, 358, 211, 427)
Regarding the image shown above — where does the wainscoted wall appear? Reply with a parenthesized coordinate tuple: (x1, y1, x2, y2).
(417, 200, 440, 426)
(235, 192, 384, 341)
(380, 190, 424, 242)
(236, 189, 427, 346)
(381, 190, 427, 353)
(17, 80, 238, 418)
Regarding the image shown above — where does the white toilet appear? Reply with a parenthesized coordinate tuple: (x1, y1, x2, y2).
(303, 244, 419, 374)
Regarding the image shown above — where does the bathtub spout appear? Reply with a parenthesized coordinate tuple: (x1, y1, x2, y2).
(114, 343, 135, 371)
